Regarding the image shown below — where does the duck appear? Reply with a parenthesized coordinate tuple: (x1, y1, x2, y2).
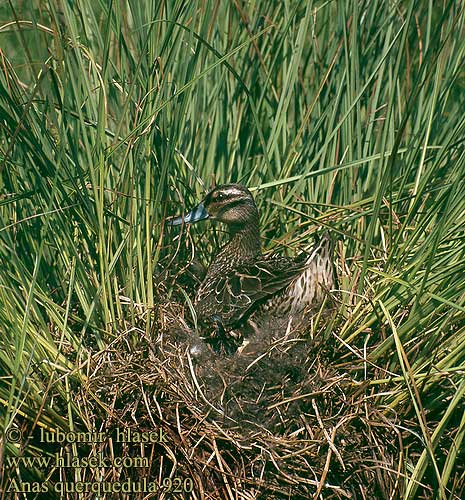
(168, 183, 335, 352)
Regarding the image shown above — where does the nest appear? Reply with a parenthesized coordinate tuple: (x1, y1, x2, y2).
(77, 301, 402, 500)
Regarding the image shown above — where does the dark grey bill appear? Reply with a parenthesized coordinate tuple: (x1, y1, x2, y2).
(168, 202, 209, 226)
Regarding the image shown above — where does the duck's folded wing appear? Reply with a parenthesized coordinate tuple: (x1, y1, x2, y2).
(216, 255, 307, 325)
(195, 236, 334, 327)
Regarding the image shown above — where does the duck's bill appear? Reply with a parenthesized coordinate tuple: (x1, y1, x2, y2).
(167, 202, 209, 226)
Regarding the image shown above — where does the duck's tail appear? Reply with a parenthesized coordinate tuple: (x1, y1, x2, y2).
(289, 233, 335, 312)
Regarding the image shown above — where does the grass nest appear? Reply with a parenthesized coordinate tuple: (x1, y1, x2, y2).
(79, 300, 403, 500)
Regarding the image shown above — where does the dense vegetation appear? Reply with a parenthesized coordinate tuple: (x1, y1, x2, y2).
(0, 1, 464, 498)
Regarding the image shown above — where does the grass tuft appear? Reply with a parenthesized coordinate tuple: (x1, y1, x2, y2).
(0, 0, 464, 498)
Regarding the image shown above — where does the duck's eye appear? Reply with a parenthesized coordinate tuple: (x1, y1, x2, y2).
(214, 192, 225, 201)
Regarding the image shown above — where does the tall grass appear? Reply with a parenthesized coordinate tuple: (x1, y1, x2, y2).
(0, 0, 464, 497)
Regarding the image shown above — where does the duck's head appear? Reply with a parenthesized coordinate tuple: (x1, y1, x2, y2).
(169, 183, 259, 228)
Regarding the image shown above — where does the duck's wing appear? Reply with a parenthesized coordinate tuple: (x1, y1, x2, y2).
(196, 255, 306, 327)
(228, 235, 334, 321)
(196, 235, 334, 328)
(236, 255, 305, 298)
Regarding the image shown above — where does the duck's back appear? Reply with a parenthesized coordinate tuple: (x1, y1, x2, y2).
(194, 235, 334, 328)
(262, 234, 335, 317)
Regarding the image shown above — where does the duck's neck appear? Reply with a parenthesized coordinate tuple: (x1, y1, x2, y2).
(210, 219, 261, 271)
(228, 221, 261, 260)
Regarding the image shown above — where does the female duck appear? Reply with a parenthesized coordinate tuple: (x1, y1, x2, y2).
(169, 184, 334, 346)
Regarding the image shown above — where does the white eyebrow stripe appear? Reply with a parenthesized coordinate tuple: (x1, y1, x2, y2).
(221, 187, 245, 197)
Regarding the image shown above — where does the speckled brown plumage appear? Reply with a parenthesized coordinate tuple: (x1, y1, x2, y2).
(169, 183, 335, 351)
